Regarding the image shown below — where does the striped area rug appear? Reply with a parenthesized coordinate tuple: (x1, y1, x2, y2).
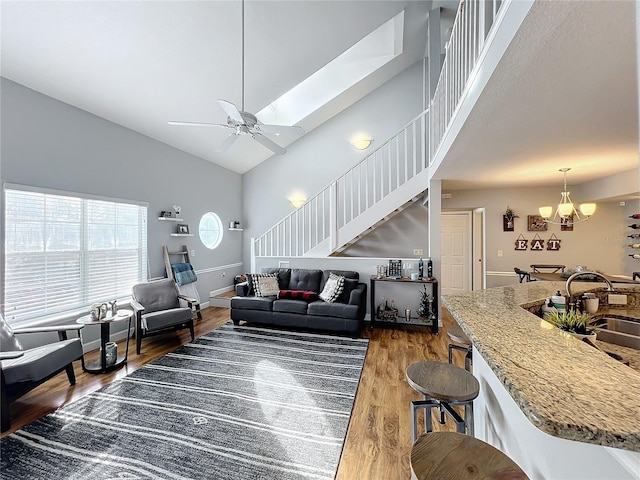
(1, 323, 369, 479)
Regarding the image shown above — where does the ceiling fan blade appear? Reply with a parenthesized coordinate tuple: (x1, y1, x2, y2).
(217, 99, 244, 123)
(215, 134, 239, 153)
(168, 121, 229, 128)
(253, 133, 286, 155)
(259, 124, 305, 136)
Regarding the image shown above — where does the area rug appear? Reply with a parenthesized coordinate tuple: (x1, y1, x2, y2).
(1, 323, 369, 479)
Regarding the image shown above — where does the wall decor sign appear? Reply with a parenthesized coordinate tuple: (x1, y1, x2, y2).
(561, 214, 574, 231)
(527, 215, 547, 231)
(547, 234, 561, 250)
(514, 234, 562, 251)
(531, 233, 545, 251)
(515, 234, 528, 250)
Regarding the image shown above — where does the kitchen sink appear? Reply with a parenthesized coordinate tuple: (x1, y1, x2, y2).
(589, 316, 640, 350)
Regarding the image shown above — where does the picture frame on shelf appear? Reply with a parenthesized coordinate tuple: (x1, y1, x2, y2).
(160, 210, 173, 218)
(527, 215, 547, 231)
(177, 224, 189, 234)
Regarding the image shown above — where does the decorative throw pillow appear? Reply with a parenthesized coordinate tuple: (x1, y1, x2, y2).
(278, 290, 319, 302)
(337, 278, 358, 304)
(255, 275, 280, 297)
(319, 273, 345, 303)
(247, 273, 277, 296)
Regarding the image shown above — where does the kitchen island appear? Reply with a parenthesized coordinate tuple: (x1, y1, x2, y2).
(442, 281, 640, 479)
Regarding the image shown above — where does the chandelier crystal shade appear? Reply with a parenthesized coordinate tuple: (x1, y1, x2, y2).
(538, 168, 596, 225)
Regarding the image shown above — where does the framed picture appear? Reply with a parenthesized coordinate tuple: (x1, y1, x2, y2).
(177, 224, 189, 234)
(527, 215, 547, 231)
(561, 214, 574, 231)
(160, 210, 173, 218)
(503, 215, 515, 232)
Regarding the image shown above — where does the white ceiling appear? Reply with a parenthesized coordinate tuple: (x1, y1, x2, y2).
(435, 0, 639, 191)
(1, 0, 437, 174)
(1, 0, 637, 190)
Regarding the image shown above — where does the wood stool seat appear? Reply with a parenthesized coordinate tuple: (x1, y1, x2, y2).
(447, 324, 472, 371)
(411, 432, 529, 480)
(406, 361, 479, 441)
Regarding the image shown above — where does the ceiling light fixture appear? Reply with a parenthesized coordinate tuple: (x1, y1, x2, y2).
(539, 168, 596, 225)
(352, 138, 373, 150)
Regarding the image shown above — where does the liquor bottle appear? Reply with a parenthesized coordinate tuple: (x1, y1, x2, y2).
(629, 213, 640, 219)
(631, 224, 640, 229)
(418, 257, 424, 279)
(426, 257, 433, 279)
(629, 233, 640, 239)
(630, 254, 640, 259)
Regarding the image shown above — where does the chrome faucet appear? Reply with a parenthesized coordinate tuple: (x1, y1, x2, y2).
(565, 271, 614, 312)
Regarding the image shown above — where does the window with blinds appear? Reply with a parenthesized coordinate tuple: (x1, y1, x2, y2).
(3, 185, 148, 326)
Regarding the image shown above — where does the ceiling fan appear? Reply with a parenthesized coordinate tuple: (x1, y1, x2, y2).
(168, 0, 304, 155)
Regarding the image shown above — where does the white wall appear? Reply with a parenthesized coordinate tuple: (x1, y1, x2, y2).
(241, 61, 425, 268)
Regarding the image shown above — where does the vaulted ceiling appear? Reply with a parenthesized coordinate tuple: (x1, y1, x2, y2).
(1, 0, 441, 173)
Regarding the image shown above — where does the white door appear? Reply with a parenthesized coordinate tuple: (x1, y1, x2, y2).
(441, 212, 472, 295)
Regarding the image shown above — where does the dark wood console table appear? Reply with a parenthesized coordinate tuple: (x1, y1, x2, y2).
(370, 276, 439, 334)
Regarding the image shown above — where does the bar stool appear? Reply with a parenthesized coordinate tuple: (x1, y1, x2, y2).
(447, 324, 472, 372)
(406, 361, 479, 442)
(410, 431, 529, 480)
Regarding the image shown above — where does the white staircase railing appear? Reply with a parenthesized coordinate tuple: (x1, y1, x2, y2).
(255, 0, 508, 259)
(254, 110, 429, 257)
(430, 0, 505, 161)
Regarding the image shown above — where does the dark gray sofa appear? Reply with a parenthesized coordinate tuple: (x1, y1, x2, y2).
(230, 268, 367, 335)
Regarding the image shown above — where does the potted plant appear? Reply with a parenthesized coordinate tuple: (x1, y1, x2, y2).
(545, 310, 596, 340)
(503, 206, 519, 231)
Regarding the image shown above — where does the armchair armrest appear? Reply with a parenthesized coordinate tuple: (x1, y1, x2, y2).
(13, 325, 83, 335)
(178, 294, 198, 305)
(130, 299, 145, 313)
(0, 351, 24, 361)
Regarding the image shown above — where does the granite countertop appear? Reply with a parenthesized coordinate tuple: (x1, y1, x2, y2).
(441, 281, 640, 452)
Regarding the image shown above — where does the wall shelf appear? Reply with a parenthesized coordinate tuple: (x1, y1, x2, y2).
(169, 233, 193, 237)
(228, 228, 244, 231)
(158, 217, 184, 222)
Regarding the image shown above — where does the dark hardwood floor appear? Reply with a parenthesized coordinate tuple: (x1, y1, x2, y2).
(1, 304, 461, 479)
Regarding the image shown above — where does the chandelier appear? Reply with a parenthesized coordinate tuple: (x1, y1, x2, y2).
(539, 168, 596, 225)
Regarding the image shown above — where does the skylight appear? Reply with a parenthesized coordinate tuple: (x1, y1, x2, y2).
(257, 11, 405, 126)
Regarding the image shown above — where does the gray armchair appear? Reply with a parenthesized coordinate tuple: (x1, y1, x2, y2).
(1, 314, 84, 432)
(131, 278, 196, 354)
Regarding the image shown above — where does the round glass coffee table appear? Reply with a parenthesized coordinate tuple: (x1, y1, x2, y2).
(76, 309, 133, 374)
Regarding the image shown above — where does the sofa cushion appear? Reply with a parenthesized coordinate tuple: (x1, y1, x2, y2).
(307, 301, 359, 320)
(278, 290, 319, 301)
(231, 296, 275, 311)
(288, 269, 323, 292)
(255, 275, 279, 297)
(273, 299, 309, 315)
(319, 273, 344, 303)
(142, 307, 192, 332)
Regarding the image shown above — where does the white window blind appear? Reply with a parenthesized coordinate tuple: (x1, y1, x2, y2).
(3, 186, 147, 326)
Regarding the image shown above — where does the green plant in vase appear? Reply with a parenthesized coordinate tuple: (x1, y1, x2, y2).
(545, 310, 594, 336)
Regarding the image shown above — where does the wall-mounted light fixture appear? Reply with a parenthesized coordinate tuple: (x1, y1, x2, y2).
(539, 168, 596, 225)
(351, 138, 373, 150)
(289, 196, 307, 209)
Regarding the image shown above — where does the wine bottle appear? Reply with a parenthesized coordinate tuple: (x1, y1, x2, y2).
(631, 224, 640, 229)
(630, 254, 640, 259)
(630, 244, 640, 248)
(418, 257, 424, 279)
(426, 257, 433, 279)
(629, 233, 640, 239)
(630, 213, 640, 219)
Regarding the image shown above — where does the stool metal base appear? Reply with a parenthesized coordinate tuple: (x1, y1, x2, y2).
(448, 343, 472, 371)
(411, 396, 475, 442)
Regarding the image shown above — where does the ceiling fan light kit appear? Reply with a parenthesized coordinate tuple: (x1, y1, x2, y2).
(168, 0, 304, 155)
